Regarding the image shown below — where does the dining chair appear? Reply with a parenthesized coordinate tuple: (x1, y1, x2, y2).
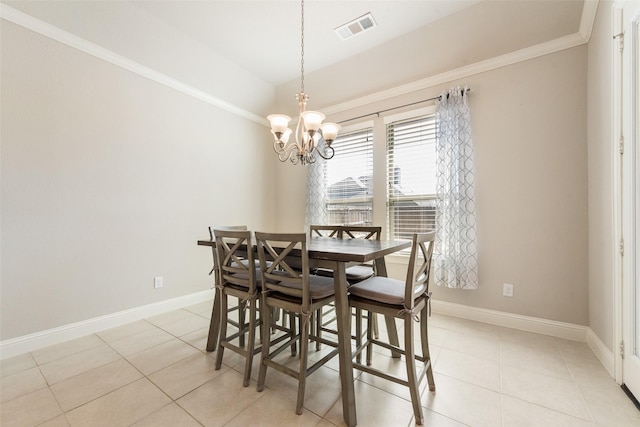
(308, 225, 380, 283)
(213, 229, 262, 386)
(349, 232, 436, 425)
(206, 225, 248, 352)
(255, 232, 339, 415)
(309, 225, 382, 350)
(341, 225, 381, 282)
(309, 224, 342, 238)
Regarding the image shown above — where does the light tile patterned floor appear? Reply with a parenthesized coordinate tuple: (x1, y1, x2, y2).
(1, 300, 639, 426)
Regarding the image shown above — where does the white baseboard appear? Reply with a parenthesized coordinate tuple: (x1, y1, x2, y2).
(586, 327, 616, 378)
(2, 290, 615, 380)
(431, 300, 588, 342)
(0, 289, 215, 360)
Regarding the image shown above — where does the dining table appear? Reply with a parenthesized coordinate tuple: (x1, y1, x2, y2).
(197, 235, 411, 427)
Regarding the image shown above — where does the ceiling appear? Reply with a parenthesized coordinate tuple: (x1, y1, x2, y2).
(129, 0, 484, 86)
(0, 0, 583, 86)
(2, 0, 589, 112)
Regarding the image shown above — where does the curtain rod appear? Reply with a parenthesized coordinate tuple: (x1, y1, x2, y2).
(338, 87, 471, 125)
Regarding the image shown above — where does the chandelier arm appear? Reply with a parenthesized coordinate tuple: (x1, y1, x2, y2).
(274, 140, 299, 163)
(316, 144, 335, 160)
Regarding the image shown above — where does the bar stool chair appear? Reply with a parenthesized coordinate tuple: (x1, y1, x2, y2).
(309, 224, 341, 238)
(213, 229, 262, 387)
(206, 225, 247, 352)
(310, 225, 382, 350)
(255, 232, 339, 415)
(349, 232, 436, 425)
(340, 226, 382, 350)
(308, 225, 380, 282)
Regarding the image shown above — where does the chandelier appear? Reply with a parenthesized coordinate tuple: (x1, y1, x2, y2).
(267, 0, 341, 165)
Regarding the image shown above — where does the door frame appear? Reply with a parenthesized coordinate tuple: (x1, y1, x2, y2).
(613, 0, 640, 395)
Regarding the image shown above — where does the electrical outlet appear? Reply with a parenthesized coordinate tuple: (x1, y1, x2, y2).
(503, 283, 514, 297)
(154, 276, 163, 289)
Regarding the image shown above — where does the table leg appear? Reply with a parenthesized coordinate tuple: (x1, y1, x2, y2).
(333, 262, 357, 427)
(206, 287, 221, 352)
(374, 257, 401, 359)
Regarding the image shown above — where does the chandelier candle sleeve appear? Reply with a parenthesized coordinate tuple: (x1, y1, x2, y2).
(300, 111, 324, 132)
(267, 114, 291, 136)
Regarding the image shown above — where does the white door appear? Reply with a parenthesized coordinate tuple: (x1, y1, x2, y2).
(621, 0, 640, 400)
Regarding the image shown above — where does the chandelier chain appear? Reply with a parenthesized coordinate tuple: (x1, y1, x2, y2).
(300, 0, 305, 93)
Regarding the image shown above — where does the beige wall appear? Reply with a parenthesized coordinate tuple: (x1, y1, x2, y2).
(1, 3, 606, 341)
(0, 21, 277, 340)
(276, 46, 590, 326)
(587, 1, 615, 352)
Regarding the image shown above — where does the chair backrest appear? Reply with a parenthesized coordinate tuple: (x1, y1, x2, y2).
(207, 225, 247, 279)
(309, 225, 342, 238)
(404, 232, 435, 309)
(208, 225, 247, 240)
(255, 232, 311, 310)
(213, 229, 257, 295)
(341, 226, 381, 241)
(309, 225, 382, 241)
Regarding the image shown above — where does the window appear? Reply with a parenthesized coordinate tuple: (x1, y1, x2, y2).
(324, 127, 374, 225)
(308, 108, 437, 242)
(386, 111, 437, 241)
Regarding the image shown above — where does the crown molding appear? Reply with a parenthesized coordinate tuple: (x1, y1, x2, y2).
(0, 4, 269, 127)
(580, 0, 600, 42)
(2, 1, 599, 127)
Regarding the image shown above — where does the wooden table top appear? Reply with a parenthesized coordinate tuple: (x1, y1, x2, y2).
(197, 236, 410, 263)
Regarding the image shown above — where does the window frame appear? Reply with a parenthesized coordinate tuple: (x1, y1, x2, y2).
(384, 106, 437, 247)
(322, 120, 375, 226)
(313, 106, 437, 259)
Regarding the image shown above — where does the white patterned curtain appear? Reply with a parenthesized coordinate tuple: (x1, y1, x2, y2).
(434, 86, 478, 289)
(305, 148, 328, 229)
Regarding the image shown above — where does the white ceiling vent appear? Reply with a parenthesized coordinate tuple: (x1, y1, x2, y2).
(334, 13, 377, 40)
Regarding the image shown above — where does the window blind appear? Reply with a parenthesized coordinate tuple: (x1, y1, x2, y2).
(324, 128, 374, 226)
(386, 114, 437, 240)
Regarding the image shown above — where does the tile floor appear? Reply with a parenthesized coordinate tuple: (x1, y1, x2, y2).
(1, 300, 639, 427)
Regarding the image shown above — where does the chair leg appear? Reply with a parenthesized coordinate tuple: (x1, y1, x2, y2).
(295, 316, 310, 415)
(366, 310, 373, 366)
(372, 312, 379, 339)
(214, 291, 228, 370)
(355, 308, 362, 364)
(206, 287, 222, 352)
(315, 308, 322, 351)
(257, 298, 271, 392)
(404, 316, 424, 425)
(257, 298, 263, 344)
(238, 299, 246, 348)
(270, 307, 278, 333)
(290, 312, 297, 356)
(243, 298, 258, 387)
(421, 306, 435, 391)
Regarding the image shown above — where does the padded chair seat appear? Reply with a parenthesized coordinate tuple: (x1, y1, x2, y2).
(349, 276, 426, 306)
(272, 273, 336, 299)
(345, 265, 374, 282)
(313, 265, 374, 282)
(225, 268, 263, 287)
